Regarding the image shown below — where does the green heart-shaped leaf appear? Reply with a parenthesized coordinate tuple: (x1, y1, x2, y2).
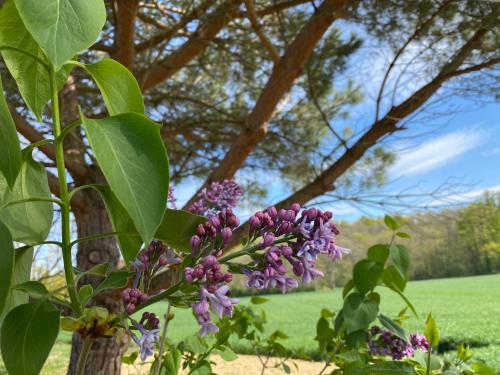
(13, 0, 106, 70)
(0, 220, 15, 316)
(343, 292, 378, 334)
(0, 74, 22, 188)
(91, 185, 143, 264)
(353, 259, 383, 294)
(0, 0, 69, 119)
(1, 299, 60, 375)
(0, 151, 53, 245)
(82, 113, 169, 245)
(84, 59, 145, 115)
(155, 209, 206, 253)
(0, 246, 33, 325)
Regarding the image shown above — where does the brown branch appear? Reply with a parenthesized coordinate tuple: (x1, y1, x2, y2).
(183, 0, 351, 209)
(255, 0, 312, 17)
(10, 109, 56, 161)
(113, 0, 140, 69)
(374, 0, 452, 122)
(441, 57, 500, 80)
(135, 0, 216, 53)
(226, 19, 495, 248)
(138, 0, 243, 90)
(244, 0, 281, 64)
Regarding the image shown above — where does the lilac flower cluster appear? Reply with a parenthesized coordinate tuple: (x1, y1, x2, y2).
(132, 240, 181, 292)
(121, 288, 149, 314)
(368, 326, 430, 360)
(186, 211, 241, 336)
(189, 179, 243, 216)
(121, 240, 180, 314)
(244, 205, 350, 293)
(130, 312, 160, 361)
(189, 209, 240, 256)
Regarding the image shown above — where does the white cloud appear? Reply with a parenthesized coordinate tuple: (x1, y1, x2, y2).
(391, 129, 484, 177)
(429, 184, 500, 207)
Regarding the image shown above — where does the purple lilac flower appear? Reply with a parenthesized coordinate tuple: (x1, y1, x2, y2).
(130, 240, 181, 292)
(123, 241, 181, 314)
(168, 186, 177, 209)
(410, 333, 430, 352)
(121, 288, 149, 314)
(131, 315, 160, 361)
(368, 326, 429, 360)
(243, 204, 349, 292)
(185, 211, 240, 336)
(189, 179, 243, 216)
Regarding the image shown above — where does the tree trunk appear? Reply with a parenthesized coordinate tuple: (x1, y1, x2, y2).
(67, 182, 129, 375)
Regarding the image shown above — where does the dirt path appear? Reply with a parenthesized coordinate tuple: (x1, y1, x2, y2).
(122, 354, 326, 374)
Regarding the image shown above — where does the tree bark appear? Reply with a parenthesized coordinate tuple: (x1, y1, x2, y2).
(67, 181, 129, 375)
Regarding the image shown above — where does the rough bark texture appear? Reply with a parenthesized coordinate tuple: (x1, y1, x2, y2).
(67, 181, 129, 375)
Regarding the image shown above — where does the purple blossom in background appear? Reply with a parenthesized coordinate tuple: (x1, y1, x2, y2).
(410, 333, 430, 352)
(368, 326, 429, 360)
(189, 179, 243, 216)
(168, 186, 177, 208)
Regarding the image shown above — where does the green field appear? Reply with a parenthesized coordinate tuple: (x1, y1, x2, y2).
(2, 274, 500, 373)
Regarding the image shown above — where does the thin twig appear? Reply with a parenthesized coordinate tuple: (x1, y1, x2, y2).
(154, 303, 173, 375)
(244, 0, 281, 64)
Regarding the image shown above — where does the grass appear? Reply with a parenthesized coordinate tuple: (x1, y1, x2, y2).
(1, 274, 499, 373)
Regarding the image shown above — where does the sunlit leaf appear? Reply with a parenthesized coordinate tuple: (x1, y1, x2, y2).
(82, 112, 169, 245)
(84, 59, 144, 115)
(14, 0, 106, 70)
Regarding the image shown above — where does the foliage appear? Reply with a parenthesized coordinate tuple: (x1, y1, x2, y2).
(0, 0, 498, 373)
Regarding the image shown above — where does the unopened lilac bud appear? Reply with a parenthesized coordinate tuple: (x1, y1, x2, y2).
(214, 271, 224, 282)
(126, 303, 136, 314)
(266, 206, 277, 218)
(139, 293, 149, 303)
(190, 235, 201, 250)
(306, 208, 318, 221)
(207, 284, 217, 293)
(209, 216, 221, 228)
(224, 274, 233, 283)
(196, 224, 206, 237)
(293, 262, 304, 276)
(264, 266, 276, 278)
(323, 211, 333, 220)
(261, 233, 275, 247)
(203, 255, 217, 268)
(277, 264, 287, 274)
(278, 209, 287, 219)
(290, 203, 301, 213)
(277, 221, 292, 236)
(281, 246, 293, 257)
(151, 317, 160, 328)
(195, 266, 205, 279)
(249, 216, 261, 232)
(227, 215, 240, 228)
(212, 263, 221, 271)
(285, 210, 296, 221)
(221, 227, 232, 243)
(122, 289, 131, 299)
(255, 211, 264, 220)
